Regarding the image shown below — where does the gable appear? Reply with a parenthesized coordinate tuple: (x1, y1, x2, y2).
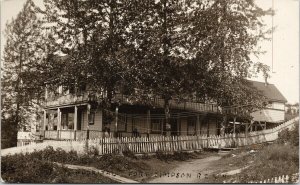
(248, 80, 287, 103)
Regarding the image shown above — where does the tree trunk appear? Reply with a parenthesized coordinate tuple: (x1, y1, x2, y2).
(164, 99, 170, 136)
(220, 114, 227, 136)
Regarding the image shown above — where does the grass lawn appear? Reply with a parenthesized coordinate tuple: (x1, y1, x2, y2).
(203, 121, 299, 183)
(1, 147, 216, 183)
(1, 158, 118, 183)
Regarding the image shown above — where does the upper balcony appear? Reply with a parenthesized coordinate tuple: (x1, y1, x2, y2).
(44, 85, 220, 113)
(45, 92, 90, 108)
(113, 94, 220, 113)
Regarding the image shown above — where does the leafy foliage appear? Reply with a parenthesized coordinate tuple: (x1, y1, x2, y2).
(1, 151, 116, 183)
(277, 123, 299, 146)
(1, 0, 55, 146)
(39, 0, 271, 134)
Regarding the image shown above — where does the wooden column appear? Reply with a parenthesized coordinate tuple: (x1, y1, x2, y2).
(43, 110, 47, 130)
(207, 118, 209, 137)
(233, 116, 236, 134)
(74, 106, 78, 130)
(115, 106, 118, 137)
(147, 109, 151, 134)
(57, 108, 61, 130)
(245, 122, 248, 144)
(196, 114, 200, 135)
(87, 104, 91, 130)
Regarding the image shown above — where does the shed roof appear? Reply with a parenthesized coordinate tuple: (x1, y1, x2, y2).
(248, 80, 287, 103)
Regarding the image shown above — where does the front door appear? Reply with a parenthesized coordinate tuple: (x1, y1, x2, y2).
(77, 110, 82, 130)
(170, 118, 178, 136)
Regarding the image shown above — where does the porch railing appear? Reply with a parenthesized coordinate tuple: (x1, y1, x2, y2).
(45, 92, 89, 107)
(43, 116, 298, 141)
(3, 117, 298, 156)
(44, 130, 162, 140)
(114, 93, 219, 113)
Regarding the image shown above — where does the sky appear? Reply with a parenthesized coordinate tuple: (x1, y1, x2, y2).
(1, 0, 299, 104)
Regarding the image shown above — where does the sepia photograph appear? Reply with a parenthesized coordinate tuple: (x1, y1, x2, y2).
(1, 0, 299, 183)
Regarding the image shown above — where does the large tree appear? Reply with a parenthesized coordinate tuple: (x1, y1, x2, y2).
(42, 0, 134, 99)
(40, 0, 271, 135)
(1, 0, 52, 148)
(126, 0, 271, 135)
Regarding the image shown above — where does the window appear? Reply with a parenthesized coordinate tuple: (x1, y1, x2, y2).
(187, 117, 196, 135)
(61, 113, 68, 129)
(88, 111, 95, 125)
(151, 119, 163, 133)
(69, 85, 75, 94)
(36, 125, 40, 132)
(78, 83, 87, 94)
(117, 114, 127, 132)
(68, 113, 74, 129)
(62, 86, 69, 95)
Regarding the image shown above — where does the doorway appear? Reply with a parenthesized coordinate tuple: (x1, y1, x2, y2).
(170, 118, 178, 136)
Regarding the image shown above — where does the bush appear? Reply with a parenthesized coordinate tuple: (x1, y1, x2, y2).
(122, 147, 137, 159)
(1, 153, 56, 183)
(232, 143, 299, 183)
(277, 123, 299, 146)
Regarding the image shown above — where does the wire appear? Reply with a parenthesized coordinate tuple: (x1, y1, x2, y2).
(272, 0, 275, 73)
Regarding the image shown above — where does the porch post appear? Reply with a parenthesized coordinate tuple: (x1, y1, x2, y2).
(43, 110, 47, 130)
(57, 108, 61, 130)
(207, 118, 209, 137)
(87, 104, 90, 137)
(196, 114, 200, 135)
(245, 122, 248, 145)
(233, 116, 236, 134)
(220, 115, 227, 136)
(74, 106, 78, 130)
(147, 109, 151, 135)
(115, 106, 118, 137)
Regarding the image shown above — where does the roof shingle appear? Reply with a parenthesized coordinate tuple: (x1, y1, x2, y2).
(248, 80, 287, 103)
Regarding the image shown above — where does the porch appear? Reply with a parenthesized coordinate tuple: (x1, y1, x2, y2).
(42, 105, 222, 140)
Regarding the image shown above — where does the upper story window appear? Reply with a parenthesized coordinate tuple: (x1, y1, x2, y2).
(77, 83, 87, 95)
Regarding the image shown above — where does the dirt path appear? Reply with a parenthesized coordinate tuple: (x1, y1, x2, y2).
(54, 162, 139, 183)
(148, 155, 222, 183)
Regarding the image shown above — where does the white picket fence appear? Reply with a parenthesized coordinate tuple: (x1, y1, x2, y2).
(2, 117, 298, 156)
(248, 173, 299, 183)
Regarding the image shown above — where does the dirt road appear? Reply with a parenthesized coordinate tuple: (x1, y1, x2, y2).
(147, 155, 222, 183)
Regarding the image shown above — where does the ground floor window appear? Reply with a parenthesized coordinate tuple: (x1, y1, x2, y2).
(151, 119, 163, 133)
(88, 111, 95, 125)
(62, 112, 75, 129)
(61, 113, 67, 129)
(117, 114, 127, 131)
(187, 117, 196, 135)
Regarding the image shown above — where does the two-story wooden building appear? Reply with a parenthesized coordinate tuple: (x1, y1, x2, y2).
(249, 80, 287, 130)
(42, 83, 223, 140)
(41, 80, 287, 140)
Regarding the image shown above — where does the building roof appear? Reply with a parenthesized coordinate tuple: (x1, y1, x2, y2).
(248, 80, 287, 103)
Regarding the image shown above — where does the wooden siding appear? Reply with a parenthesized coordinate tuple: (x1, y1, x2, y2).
(251, 109, 285, 123)
(266, 102, 285, 110)
(81, 108, 103, 131)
